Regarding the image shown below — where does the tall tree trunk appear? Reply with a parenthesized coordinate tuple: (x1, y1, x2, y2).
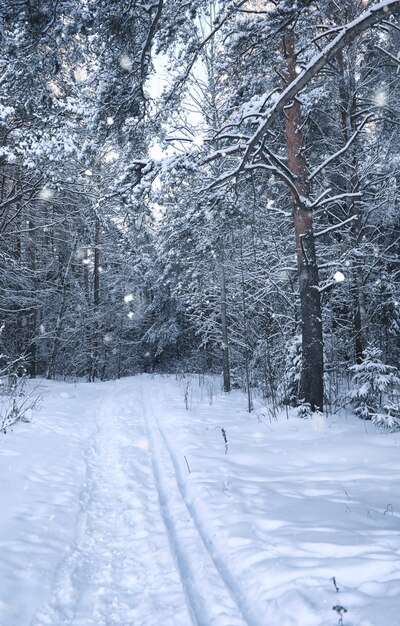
(82, 246, 93, 381)
(282, 29, 324, 411)
(219, 256, 231, 393)
(27, 218, 37, 377)
(206, 35, 232, 394)
(239, 238, 252, 413)
(92, 216, 101, 380)
(337, 46, 367, 363)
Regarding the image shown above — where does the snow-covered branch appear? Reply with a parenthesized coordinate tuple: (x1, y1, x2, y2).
(221, 0, 400, 181)
(313, 215, 358, 239)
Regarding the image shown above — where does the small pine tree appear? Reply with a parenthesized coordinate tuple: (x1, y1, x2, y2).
(373, 404, 400, 431)
(278, 334, 301, 407)
(349, 345, 400, 430)
(297, 402, 312, 419)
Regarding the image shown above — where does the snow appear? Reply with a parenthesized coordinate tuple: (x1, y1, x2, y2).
(119, 55, 133, 71)
(334, 271, 345, 282)
(1, 375, 399, 626)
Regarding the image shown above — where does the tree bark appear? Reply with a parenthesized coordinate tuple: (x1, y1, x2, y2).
(282, 29, 324, 411)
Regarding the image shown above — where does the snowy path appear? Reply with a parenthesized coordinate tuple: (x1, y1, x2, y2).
(31, 382, 194, 626)
(1, 375, 400, 626)
(23, 378, 255, 626)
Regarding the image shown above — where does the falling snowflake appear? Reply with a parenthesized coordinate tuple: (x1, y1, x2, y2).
(334, 271, 345, 283)
(375, 90, 387, 107)
(120, 54, 133, 71)
(39, 187, 55, 200)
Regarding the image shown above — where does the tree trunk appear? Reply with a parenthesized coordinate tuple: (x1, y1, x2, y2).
(46, 241, 77, 379)
(336, 46, 367, 363)
(91, 216, 101, 380)
(27, 218, 37, 377)
(206, 40, 232, 394)
(282, 29, 324, 411)
(239, 238, 253, 413)
(219, 258, 231, 393)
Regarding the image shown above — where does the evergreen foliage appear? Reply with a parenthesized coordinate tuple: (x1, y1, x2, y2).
(278, 335, 302, 407)
(349, 346, 400, 429)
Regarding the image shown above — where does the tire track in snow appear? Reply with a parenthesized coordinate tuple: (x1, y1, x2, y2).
(142, 381, 263, 626)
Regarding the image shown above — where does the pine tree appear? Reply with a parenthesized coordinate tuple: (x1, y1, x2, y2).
(349, 345, 400, 429)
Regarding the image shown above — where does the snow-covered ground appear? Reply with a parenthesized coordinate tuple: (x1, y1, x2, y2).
(0, 375, 399, 626)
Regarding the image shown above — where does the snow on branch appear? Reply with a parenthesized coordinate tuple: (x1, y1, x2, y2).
(313, 215, 359, 239)
(140, 0, 165, 83)
(240, 1, 400, 164)
(209, 0, 400, 187)
(200, 144, 247, 166)
(313, 192, 363, 209)
(163, 0, 249, 106)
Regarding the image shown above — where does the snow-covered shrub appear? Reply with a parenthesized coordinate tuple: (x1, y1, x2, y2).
(0, 335, 36, 432)
(297, 402, 312, 419)
(349, 346, 400, 429)
(372, 403, 400, 431)
(278, 334, 301, 406)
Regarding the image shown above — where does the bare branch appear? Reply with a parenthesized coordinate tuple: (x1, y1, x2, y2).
(308, 114, 374, 182)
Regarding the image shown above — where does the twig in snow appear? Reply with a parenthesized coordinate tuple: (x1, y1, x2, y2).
(184, 455, 191, 474)
(221, 427, 228, 454)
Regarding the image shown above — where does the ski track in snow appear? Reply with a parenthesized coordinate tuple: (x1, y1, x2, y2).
(142, 384, 259, 626)
(31, 383, 194, 626)
(30, 379, 252, 626)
